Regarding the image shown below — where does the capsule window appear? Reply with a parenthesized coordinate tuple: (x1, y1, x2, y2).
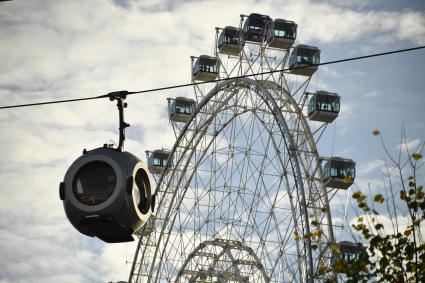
(219, 28, 240, 46)
(308, 95, 316, 114)
(134, 168, 151, 214)
(175, 102, 195, 115)
(297, 48, 319, 65)
(273, 22, 296, 39)
(333, 241, 365, 272)
(314, 94, 340, 112)
(289, 47, 320, 67)
(199, 59, 219, 73)
(341, 251, 361, 263)
(249, 18, 263, 31)
(274, 28, 285, 38)
(325, 96, 338, 111)
(73, 161, 116, 206)
(328, 161, 356, 179)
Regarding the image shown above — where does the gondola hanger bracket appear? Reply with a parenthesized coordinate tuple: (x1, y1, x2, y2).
(106, 91, 130, 152)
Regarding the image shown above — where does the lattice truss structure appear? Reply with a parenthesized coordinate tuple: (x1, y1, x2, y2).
(129, 16, 340, 283)
(176, 239, 268, 282)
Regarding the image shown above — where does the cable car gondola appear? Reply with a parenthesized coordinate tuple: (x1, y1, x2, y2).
(218, 26, 244, 56)
(147, 149, 173, 175)
(265, 19, 297, 49)
(135, 215, 155, 237)
(60, 147, 154, 243)
(308, 91, 340, 123)
(322, 157, 356, 189)
(192, 55, 220, 81)
(332, 241, 365, 273)
(60, 94, 154, 243)
(168, 97, 196, 123)
(242, 13, 271, 43)
(288, 44, 320, 76)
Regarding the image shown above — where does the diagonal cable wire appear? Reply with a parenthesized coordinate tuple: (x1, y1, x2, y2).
(0, 45, 424, 110)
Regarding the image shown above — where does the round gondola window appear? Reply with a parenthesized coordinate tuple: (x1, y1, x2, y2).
(73, 161, 117, 205)
(134, 168, 151, 214)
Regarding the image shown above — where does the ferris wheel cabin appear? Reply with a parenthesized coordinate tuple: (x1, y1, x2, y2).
(218, 26, 244, 56)
(288, 44, 320, 76)
(265, 19, 297, 49)
(308, 91, 341, 123)
(242, 13, 271, 43)
(192, 55, 220, 81)
(332, 241, 365, 273)
(322, 157, 356, 189)
(147, 149, 173, 175)
(169, 97, 196, 123)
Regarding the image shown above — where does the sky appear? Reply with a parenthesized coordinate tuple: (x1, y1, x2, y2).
(0, 0, 424, 282)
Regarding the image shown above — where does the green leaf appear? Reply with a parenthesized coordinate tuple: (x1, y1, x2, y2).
(294, 231, 301, 241)
(317, 265, 327, 274)
(373, 194, 385, 203)
(412, 153, 423, 161)
(375, 223, 384, 230)
(343, 176, 353, 184)
(353, 191, 361, 199)
(358, 195, 367, 202)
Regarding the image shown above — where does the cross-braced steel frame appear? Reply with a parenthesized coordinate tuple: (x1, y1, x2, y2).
(176, 238, 269, 282)
(129, 18, 337, 283)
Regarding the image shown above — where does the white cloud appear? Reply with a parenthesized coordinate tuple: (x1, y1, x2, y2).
(319, 66, 339, 77)
(397, 11, 425, 45)
(363, 90, 381, 98)
(339, 105, 352, 120)
(321, 0, 377, 9)
(352, 177, 386, 192)
(280, 2, 425, 46)
(0, 0, 424, 282)
(357, 159, 386, 175)
(397, 138, 422, 152)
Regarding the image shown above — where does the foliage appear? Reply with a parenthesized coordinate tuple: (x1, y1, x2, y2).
(340, 130, 425, 282)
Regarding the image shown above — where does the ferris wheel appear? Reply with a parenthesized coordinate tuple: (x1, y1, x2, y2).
(129, 13, 359, 283)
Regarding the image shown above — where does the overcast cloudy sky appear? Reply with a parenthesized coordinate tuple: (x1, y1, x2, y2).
(0, 0, 424, 282)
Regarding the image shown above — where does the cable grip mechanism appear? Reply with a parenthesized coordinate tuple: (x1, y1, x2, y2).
(107, 91, 130, 151)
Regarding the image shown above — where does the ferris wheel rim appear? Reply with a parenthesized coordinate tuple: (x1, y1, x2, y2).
(175, 239, 269, 282)
(139, 77, 324, 282)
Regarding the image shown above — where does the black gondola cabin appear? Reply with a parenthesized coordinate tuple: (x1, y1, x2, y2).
(148, 149, 173, 175)
(169, 97, 196, 123)
(242, 13, 271, 43)
(308, 91, 340, 123)
(218, 26, 244, 56)
(266, 19, 297, 49)
(322, 157, 355, 189)
(60, 147, 154, 243)
(192, 55, 220, 81)
(288, 44, 320, 76)
(136, 216, 155, 237)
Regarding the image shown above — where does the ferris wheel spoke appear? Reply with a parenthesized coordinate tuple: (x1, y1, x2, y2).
(132, 16, 339, 280)
(262, 51, 286, 84)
